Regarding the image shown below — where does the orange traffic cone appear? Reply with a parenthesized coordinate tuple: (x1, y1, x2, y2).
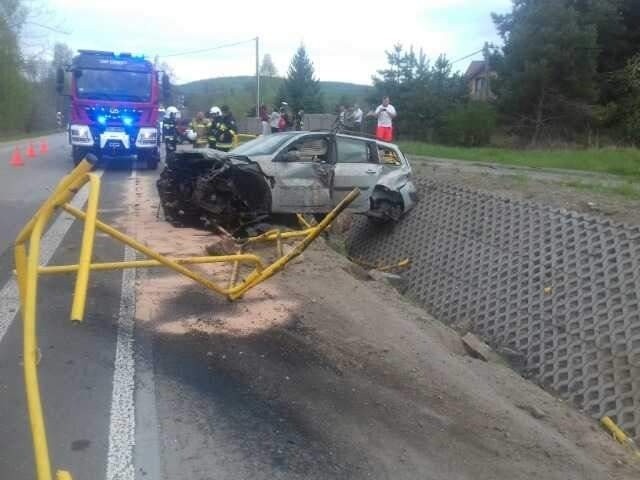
(26, 142, 37, 158)
(39, 138, 49, 154)
(10, 147, 24, 167)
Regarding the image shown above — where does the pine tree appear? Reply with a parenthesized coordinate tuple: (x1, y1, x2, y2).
(371, 45, 466, 142)
(278, 45, 323, 113)
(259, 54, 277, 77)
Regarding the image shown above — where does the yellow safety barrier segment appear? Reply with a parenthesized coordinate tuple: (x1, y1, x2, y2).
(231, 133, 258, 148)
(348, 256, 411, 272)
(601, 416, 640, 460)
(296, 213, 313, 229)
(14, 157, 359, 480)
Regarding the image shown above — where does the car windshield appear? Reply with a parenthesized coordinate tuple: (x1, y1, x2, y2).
(231, 132, 299, 156)
(75, 69, 152, 102)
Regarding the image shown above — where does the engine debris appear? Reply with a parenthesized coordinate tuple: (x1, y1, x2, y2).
(157, 148, 274, 237)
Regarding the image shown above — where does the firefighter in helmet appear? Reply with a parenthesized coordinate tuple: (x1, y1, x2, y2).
(208, 105, 237, 151)
(188, 111, 211, 148)
(163, 106, 180, 152)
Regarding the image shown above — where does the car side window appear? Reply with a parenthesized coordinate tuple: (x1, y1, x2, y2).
(378, 146, 401, 166)
(336, 138, 370, 163)
(282, 137, 329, 162)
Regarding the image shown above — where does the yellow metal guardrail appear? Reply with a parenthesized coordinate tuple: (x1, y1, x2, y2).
(231, 133, 258, 148)
(601, 416, 640, 460)
(14, 155, 359, 480)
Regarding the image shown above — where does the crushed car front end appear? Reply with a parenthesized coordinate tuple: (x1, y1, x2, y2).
(367, 142, 418, 222)
(157, 147, 274, 236)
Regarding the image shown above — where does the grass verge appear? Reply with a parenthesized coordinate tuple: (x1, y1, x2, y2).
(559, 180, 640, 200)
(399, 141, 640, 178)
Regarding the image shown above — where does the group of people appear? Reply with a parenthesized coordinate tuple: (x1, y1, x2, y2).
(164, 95, 397, 149)
(337, 97, 397, 141)
(337, 104, 364, 132)
(164, 104, 237, 152)
(257, 96, 397, 142)
(259, 103, 304, 135)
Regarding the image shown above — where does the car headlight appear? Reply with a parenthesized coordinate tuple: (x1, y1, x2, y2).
(136, 128, 158, 147)
(70, 125, 93, 145)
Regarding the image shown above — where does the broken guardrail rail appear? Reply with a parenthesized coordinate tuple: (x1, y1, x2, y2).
(14, 154, 359, 480)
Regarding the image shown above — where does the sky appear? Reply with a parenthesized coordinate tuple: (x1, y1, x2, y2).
(35, 0, 512, 85)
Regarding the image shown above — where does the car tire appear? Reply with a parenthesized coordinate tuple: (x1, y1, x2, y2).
(140, 150, 160, 170)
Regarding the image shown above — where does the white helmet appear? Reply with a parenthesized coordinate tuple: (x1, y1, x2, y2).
(209, 106, 222, 116)
(165, 106, 180, 118)
(186, 129, 197, 142)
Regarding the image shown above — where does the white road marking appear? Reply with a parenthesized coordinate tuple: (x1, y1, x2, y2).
(134, 267, 162, 480)
(106, 245, 137, 480)
(107, 168, 140, 480)
(0, 169, 105, 345)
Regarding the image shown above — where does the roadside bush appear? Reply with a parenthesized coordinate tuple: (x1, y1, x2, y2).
(441, 101, 497, 147)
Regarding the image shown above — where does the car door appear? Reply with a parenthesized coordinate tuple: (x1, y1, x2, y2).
(332, 136, 381, 211)
(270, 135, 334, 213)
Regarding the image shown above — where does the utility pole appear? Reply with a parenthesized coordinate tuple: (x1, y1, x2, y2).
(255, 36, 260, 117)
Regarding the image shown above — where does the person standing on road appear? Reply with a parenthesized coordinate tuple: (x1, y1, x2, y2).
(270, 107, 281, 134)
(189, 111, 211, 148)
(338, 105, 346, 128)
(372, 96, 397, 142)
(260, 104, 270, 135)
(295, 109, 305, 131)
(278, 106, 291, 132)
(209, 105, 237, 151)
(352, 104, 363, 132)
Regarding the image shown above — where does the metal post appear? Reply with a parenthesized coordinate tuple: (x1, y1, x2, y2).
(256, 36, 260, 118)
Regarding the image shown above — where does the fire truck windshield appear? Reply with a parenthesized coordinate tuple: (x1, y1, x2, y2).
(76, 69, 152, 102)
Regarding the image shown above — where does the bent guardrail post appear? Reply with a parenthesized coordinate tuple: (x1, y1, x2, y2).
(70, 173, 101, 322)
(228, 188, 360, 299)
(16, 156, 97, 480)
(15, 154, 358, 479)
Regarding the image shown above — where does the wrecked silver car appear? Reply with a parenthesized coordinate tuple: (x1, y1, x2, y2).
(157, 131, 417, 235)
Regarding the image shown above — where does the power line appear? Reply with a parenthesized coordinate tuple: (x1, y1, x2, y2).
(8, 21, 70, 35)
(25, 21, 70, 35)
(451, 48, 484, 64)
(160, 38, 256, 58)
(450, 44, 499, 64)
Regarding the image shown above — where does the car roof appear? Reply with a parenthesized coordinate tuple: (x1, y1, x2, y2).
(304, 130, 399, 148)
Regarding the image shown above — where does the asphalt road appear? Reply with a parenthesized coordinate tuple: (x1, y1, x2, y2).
(0, 133, 72, 252)
(0, 136, 159, 480)
(1, 134, 638, 480)
(0, 135, 341, 480)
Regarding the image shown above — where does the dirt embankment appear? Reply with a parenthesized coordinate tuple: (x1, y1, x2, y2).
(127, 173, 639, 480)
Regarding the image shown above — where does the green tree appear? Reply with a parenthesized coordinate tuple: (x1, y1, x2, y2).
(491, 0, 600, 144)
(278, 45, 323, 113)
(371, 45, 466, 141)
(442, 101, 497, 146)
(0, 0, 31, 134)
(608, 53, 640, 144)
(259, 53, 277, 77)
